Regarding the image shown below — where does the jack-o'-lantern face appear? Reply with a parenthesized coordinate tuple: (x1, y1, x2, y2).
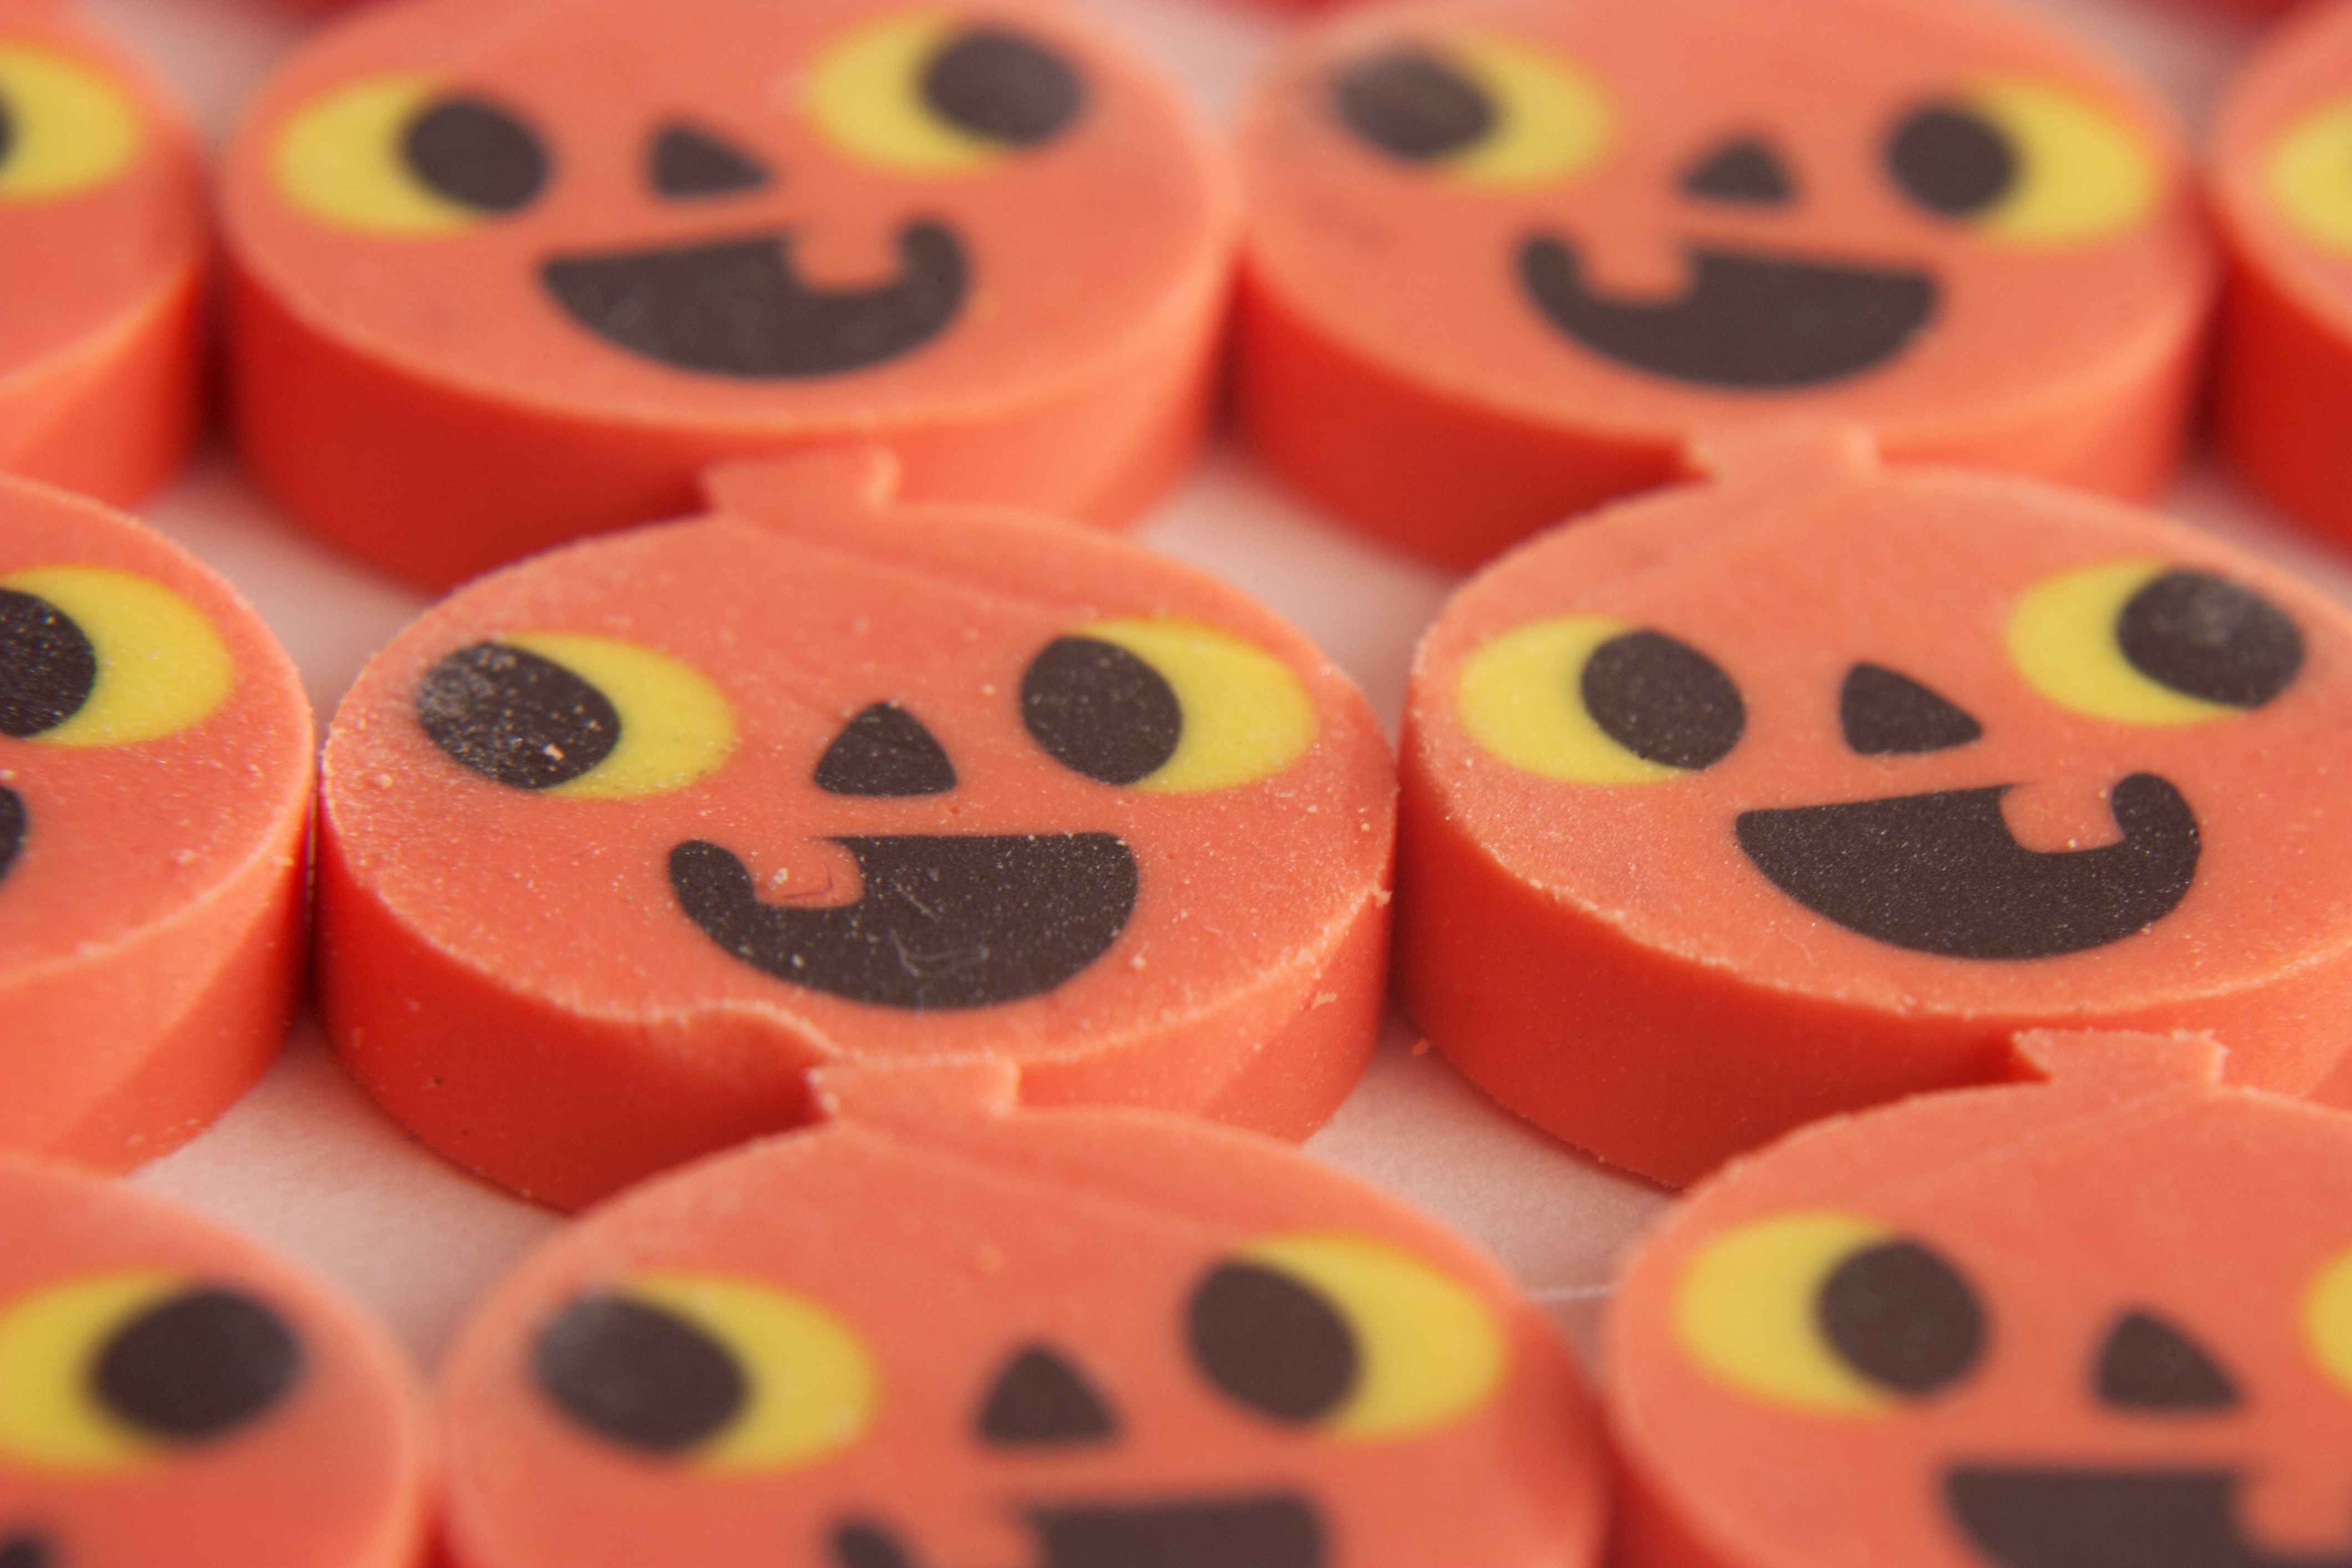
(0, 1157, 428, 1568)
(1609, 1032, 2352, 1568)
(2214, 4, 2352, 339)
(439, 1065, 1602, 1568)
(0, 3, 200, 414)
(1413, 439, 2352, 1048)
(1243, 0, 2204, 436)
(0, 480, 311, 1163)
(226, 0, 1228, 421)
(318, 452, 1394, 1206)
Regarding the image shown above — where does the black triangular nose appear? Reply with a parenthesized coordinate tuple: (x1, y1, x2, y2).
(1839, 663, 1983, 756)
(1681, 135, 1795, 205)
(650, 120, 772, 198)
(814, 704, 957, 797)
(2095, 1311, 2239, 1412)
(976, 1344, 1118, 1446)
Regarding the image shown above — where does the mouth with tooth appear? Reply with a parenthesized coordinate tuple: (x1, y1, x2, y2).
(1947, 1467, 2352, 1568)
(1516, 238, 1938, 389)
(833, 1495, 1324, 1568)
(541, 220, 968, 379)
(1734, 774, 2200, 959)
(668, 833, 1137, 1009)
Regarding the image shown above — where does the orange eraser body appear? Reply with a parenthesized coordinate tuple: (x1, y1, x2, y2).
(0, 3, 204, 505)
(2211, 0, 2352, 546)
(438, 1060, 1604, 1568)
(1607, 1030, 2352, 1568)
(222, 0, 1238, 590)
(0, 1154, 431, 1568)
(1399, 433, 2352, 1187)
(1234, 0, 2213, 569)
(317, 449, 1395, 1209)
(0, 478, 312, 1170)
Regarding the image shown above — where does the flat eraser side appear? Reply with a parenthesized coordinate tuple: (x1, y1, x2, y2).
(1235, 0, 2211, 568)
(0, 1155, 431, 1568)
(1606, 1029, 2352, 1568)
(439, 1082, 1603, 1568)
(222, 0, 1238, 589)
(318, 460, 1394, 1208)
(0, 477, 312, 1170)
(1399, 435, 2352, 1185)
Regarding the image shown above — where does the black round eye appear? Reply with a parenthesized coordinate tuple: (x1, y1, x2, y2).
(95, 1288, 304, 1442)
(403, 95, 550, 214)
(418, 642, 620, 791)
(1187, 1262, 1358, 1424)
(1887, 103, 2015, 218)
(923, 28, 1083, 147)
(533, 1294, 745, 1454)
(1022, 636, 1180, 786)
(0, 588, 95, 739)
(1331, 48, 1494, 162)
(2118, 571, 2304, 710)
(1816, 1239, 1984, 1397)
(1584, 630, 1745, 771)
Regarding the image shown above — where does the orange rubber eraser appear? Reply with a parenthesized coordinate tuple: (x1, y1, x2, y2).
(1605, 1029, 2352, 1568)
(2210, 0, 2352, 547)
(437, 1062, 1602, 1568)
(1234, 0, 2213, 569)
(0, 2, 204, 505)
(0, 477, 312, 1171)
(220, 0, 1238, 590)
(317, 449, 1395, 1209)
(1398, 432, 2352, 1187)
(0, 1154, 431, 1568)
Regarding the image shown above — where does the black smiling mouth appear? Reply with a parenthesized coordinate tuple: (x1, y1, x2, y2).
(0, 785, 22, 889)
(834, 1495, 1324, 1568)
(1516, 238, 1938, 389)
(668, 833, 1136, 1010)
(1949, 1467, 2352, 1568)
(540, 220, 968, 379)
(1734, 775, 2200, 960)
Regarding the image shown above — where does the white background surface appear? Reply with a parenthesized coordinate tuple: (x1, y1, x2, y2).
(70, 0, 2324, 1372)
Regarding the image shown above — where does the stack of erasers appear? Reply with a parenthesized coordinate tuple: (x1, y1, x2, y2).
(8, 0, 2352, 1562)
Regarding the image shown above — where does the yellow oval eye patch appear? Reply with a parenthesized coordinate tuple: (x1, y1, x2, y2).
(2305, 1246, 2352, 1393)
(1, 566, 233, 746)
(277, 73, 474, 233)
(805, 8, 1085, 175)
(1457, 614, 1744, 785)
(1889, 78, 2155, 247)
(2268, 95, 2352, 253)
(1331, 30, 1610, 188)
(0, 1270, 183, 1472)
(1078, 618, 1316, 794)
(0, 44, 142, 202)
(2007, 559, 2305, 726)
(533, 1272, 878, 1472)
(1674, 1213, 1900, 1417)
(1225, 1233, 1507, 1440)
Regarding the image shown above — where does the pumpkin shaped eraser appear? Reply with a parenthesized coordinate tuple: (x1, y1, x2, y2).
(439, 1059, 1603, 1568)
(221, 0, 1237, 590)
(0, 1154, 431, 1568)
(0, 2, 203, 505)
(1234, 0, 2212, 569)
(318, 448, 1395, 1208)
(1607, 1029, 2352, 1568)
(2212, 0, 2352, 547)
(0, 477, 312, 1171)
(1399, 431, 2352, 1187)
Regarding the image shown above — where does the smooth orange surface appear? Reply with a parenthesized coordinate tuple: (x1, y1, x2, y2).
(222, 0, 1237, 589)
(0, 480, 312, 1170)
(0, 2, 203, 505)
(1608, 1031, 2352, 1568)
(2212, 0, 2352, 545)
(1399, 435, 2352, 1186)
(439, 1060, 1603, 1568)
(0, 1155, 431, 1568)
(1235, 0, 2212, 569)
(318, 449, 1394, 1209)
